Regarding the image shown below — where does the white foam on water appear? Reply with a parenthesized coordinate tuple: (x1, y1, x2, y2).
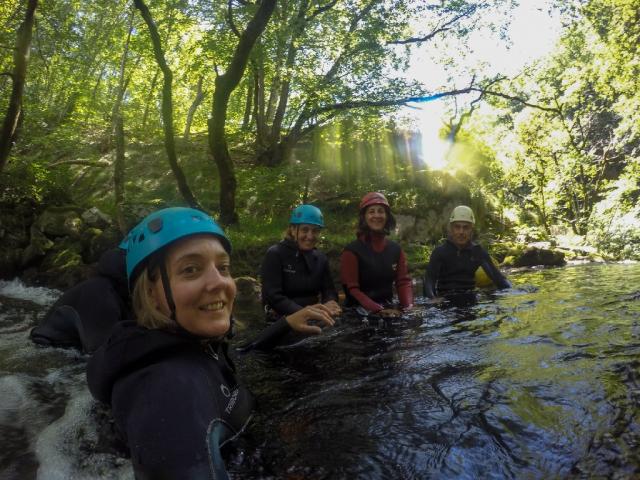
(0, 279, 61, 306)
(0, 374, 30, 426)
(34, 381, 133, 480)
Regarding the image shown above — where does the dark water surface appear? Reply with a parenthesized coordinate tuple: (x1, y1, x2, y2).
(1, 263, 640, 479)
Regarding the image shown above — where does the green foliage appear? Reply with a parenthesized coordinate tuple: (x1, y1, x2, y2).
(458, 0, 640, 242)
(587, 161, 640, 260)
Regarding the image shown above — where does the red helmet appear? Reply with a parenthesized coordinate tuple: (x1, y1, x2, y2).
(359, 192, 390, 211)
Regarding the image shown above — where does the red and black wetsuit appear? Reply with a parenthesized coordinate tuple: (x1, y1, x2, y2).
(260, 238, 338, 316)
(340, 231, 413, 313)
(423, 239, 511, 298)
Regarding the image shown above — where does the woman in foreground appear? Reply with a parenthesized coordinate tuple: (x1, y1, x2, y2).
(87, 207, 334, 479)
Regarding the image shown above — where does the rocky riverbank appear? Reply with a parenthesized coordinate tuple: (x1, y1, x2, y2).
(0, 202, 615, 292)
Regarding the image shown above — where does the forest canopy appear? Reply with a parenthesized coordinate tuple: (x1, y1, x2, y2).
(1, 0, 638, 261)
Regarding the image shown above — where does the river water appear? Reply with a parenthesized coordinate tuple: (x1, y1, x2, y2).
(1, 263, 639, 479)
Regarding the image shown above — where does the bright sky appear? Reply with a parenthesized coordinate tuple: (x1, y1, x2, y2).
(405, 1, 563, 170)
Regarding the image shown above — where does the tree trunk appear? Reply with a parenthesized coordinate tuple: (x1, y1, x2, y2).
(252, 59, 268, 147)
(208, 0, 277, 225)
(114, 114, 127, 234)
(241, 78, 253, 130)
(257, 133, 295, 166)
(110, 13, 133, 234)
(134, 0, 201, 209)
(0, 0, 37, 172)
(271, 0, 309, 141)
(141, 68, 160, 130)
(183, 76, 204, 140)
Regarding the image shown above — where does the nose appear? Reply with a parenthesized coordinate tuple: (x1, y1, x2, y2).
(203, 263, 224, 290)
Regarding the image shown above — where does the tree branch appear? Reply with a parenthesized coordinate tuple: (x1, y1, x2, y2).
(388, 5, 477, 45)
(227, 0, 241, 38)
(306, 0, 338, 21)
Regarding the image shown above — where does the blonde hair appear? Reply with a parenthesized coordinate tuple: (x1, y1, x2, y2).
(284, 225, 296, 241)
(132, 266, 175, 330)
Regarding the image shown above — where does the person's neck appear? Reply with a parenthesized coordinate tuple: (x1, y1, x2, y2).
(447, 238, 471, 250)
(360, 230, 387, 251)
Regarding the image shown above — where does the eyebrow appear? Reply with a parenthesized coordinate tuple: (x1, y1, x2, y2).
(173, 252, 230, 264)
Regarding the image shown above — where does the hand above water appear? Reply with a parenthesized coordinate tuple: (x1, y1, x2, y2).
(323, 300, 342, 316)
(378, 308, 402, 318)
(286, 304, 335, 334)
(426, 297, 445, 305)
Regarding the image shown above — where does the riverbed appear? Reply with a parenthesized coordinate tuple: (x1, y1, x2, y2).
(1, 263, 639, 479)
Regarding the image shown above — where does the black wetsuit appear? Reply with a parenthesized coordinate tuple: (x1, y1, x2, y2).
(30, 248, 130, 353)
(260, 239, 337, 315)
(87, 321, 255, 480)
(87, 315, 298, 478)
(423, 240, 511, 298)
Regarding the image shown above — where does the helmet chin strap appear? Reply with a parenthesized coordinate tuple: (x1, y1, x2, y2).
(158, 262, 177, 322)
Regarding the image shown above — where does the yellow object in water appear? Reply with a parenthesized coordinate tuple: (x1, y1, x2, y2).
(475, 257, 499, 288)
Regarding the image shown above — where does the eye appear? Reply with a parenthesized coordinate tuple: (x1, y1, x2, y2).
(217, 263, 231, 276)
(180, 263, 201, 276)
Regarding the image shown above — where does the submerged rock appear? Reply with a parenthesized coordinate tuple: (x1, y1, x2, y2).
(235, 276, 261, 301)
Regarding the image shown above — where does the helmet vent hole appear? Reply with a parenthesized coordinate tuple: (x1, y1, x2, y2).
(148, 218, 163, 233)
(138, 233, 145, 242)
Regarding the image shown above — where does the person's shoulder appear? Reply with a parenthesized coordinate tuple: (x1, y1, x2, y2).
(265, 242, 282, 254)
(343, 238, 363, 251)
(112, 335, 207, 390)
(432, 241, 449, 254)
(384, 238, 402, 255)
(471, 241, 490, 254)
(310, 247, 328, 259)
(386, 238, 402, 248)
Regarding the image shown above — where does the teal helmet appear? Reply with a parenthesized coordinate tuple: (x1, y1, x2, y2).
(289, 204, 324, 228)
(118, 234, 130, 250)
(125, 207, 231, 286)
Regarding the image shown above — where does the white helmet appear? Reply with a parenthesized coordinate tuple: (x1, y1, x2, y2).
(449, 205, 475, 224)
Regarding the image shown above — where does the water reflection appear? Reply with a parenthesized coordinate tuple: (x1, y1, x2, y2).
(1, 264, 640, 479)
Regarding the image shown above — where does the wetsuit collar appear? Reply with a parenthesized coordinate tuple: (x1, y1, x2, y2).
(359, 231, 387, 251)
(446, 238, 477, 251)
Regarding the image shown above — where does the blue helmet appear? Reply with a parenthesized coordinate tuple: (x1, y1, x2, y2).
(124, 207, 231, 285)
(289, 204, 324, 228)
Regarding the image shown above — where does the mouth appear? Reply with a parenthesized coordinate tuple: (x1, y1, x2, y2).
(200, 301, 226, 312)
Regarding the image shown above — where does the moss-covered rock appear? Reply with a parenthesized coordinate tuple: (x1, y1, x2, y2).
(21, 225, 55, 267)
(512, 245, 566, 267)
(35, 206, 84, 238)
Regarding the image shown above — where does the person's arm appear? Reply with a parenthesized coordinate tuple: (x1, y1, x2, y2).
(423, 248, 445, 300)
(340, 249, 383, 313)
(319, 258, 338, 303)
(239, 304, 335, 351)
(319, 258, 341, 315)
(480, 249, 512, 289)
(260, 248, 303, 315)
(395, 249, 413, 309)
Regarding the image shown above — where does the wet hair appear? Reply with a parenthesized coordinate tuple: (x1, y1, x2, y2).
(357, 205, 396, 236)
(131, 263, 175, 331)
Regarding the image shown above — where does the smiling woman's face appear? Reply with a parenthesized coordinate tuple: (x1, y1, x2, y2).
(151, 234, 236, 338)
(364, 205, 387, 232)
(291, 223, 321, 251)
